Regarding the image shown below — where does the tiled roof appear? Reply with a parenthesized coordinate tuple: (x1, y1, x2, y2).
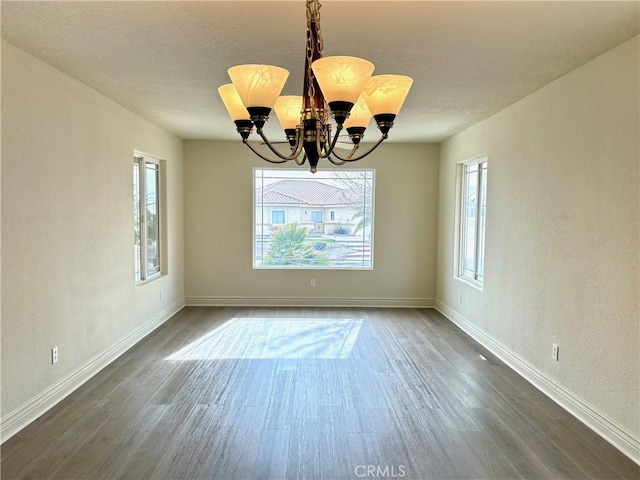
(256, 180, 356, 206)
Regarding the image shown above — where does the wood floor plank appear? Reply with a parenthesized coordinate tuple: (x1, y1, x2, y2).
(7, 412, 111, 480)
(149, 404, 217, 480)
(469, 406, 555, 479)
(91, 405, 168, 480)
(108, 421, 183, 480)
(2, 306, 638, 480)
(253, 429, 291, 480)
(264, 369, 296, 430)
(186, 420, 235, 479)
(317, 406, 351, 479)
(345, 432, 384, 478)
(287, 417, 321, 480)
(290, 364, 319, 420)
(214, 405, 268, 480)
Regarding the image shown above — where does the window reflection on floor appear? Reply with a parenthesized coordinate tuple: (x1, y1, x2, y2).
(166, 318, 364, 360)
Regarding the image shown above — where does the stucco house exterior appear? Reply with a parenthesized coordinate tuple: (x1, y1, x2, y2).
(255, 179, 358, 235)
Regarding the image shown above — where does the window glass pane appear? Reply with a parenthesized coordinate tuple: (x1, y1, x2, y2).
(458, 160, 487, 285)
(462, 166, 478, 278)
(477, 164, 488, 278)
(272, 210, 285, 225)
(145, 162, 160, 276)
(133, 160, 141, 282)
(254, 169, 374, 269)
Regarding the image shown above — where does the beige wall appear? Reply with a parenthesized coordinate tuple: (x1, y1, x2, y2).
(437, 36, 639, 441)
(184, 141, 439, 306)
(1, 41, 185, 419)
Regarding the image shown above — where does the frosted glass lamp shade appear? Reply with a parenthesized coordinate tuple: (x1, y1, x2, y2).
(362, 75, 413, 115)
(343, 94, 372, 128)
(311, 56, 375, 104)
(218, 84, 250, 121)
(228, 64, 289, 109)
(274, 96, 303, 130)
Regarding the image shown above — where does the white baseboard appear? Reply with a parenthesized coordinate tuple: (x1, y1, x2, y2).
(435, 300, 640, 466)
(185, 296, 435, 309)
(0, 299, 185, 443)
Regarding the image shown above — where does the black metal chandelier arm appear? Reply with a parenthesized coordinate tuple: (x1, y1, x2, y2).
(328, 133, 388, 162)
(242, 139, 290, 164)
(294, 153, 307, 166)
(326, 154, 347, 166)
(256, 128, 305, 161)
(317, 123, 344, 159)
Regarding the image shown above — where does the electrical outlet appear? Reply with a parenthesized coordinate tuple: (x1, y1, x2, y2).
(51, 347, 59, 364)
(552, 343, 559, 361)
(310, 278, 316, 287)
(458, 293, 463, 303)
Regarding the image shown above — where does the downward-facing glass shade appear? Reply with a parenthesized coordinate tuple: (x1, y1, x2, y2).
(228, 64, 290, 109)
(343, 94, 373, 128)
(362, 75, 413, 115)
(218, 84, 250, 121)
(274, 96, 303, 130)
(311, 56, 375, 104)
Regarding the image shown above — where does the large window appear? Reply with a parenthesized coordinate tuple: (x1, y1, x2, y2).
(459, 158, 487, 286)
(254, 169, 375, 269)
(134, 154, 162, 282)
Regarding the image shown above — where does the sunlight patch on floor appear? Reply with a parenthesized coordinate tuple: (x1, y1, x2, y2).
(166, 318, 364, 360)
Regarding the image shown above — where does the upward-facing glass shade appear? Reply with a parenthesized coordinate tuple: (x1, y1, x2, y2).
(343, 94, 373, 128)
(218, 84, 250, 121)
(311, 56, 375, 104)
(228, 64, 290, 109)
(274, 96, 303, 130)
(362, 75, 413, 115)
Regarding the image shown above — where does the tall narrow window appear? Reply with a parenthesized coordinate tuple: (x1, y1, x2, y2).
(459, 158, 487, 286)
(134, 154, 162, 282)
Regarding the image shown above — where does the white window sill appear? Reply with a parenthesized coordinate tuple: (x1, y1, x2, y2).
(454, 275, 484, 292)
(135, 272, 164, 288)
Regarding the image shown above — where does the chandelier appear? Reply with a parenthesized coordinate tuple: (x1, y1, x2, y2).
(218, 0, 413, 173)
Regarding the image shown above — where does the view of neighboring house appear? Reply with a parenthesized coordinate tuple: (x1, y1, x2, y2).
(255, 179, 358, 235)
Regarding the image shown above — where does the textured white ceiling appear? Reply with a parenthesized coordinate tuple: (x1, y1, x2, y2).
(1, 1, 638, 143)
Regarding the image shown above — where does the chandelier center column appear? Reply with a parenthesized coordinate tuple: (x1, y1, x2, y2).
(303, 0, 326, 173)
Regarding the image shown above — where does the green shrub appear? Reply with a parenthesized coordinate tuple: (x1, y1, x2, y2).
(264, 223, 329, 266)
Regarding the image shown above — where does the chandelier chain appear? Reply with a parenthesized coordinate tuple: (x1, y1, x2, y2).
(305, 0, 324, 113)
(305, 30, 315, 106)
(313, 0, 324, 58)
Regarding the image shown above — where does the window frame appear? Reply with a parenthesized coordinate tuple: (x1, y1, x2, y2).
(456, 156, 488, 288)
(253, 168, 375, 270)
(134, 153, 164, 284)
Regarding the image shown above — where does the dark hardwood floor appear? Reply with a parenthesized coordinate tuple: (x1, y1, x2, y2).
(2, 307, 638, 479)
